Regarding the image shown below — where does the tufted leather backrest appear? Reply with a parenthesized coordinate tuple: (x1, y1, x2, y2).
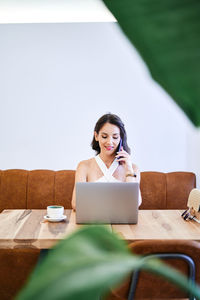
(0, 170, 75, 212)
(140, 171, 196, 209)
(0, 170, 196, 212)
(0, 170, 28, 211)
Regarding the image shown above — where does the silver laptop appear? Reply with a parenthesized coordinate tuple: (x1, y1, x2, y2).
(76, 182, 139, 224)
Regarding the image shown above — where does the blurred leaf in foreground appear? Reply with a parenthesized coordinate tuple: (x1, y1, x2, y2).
(103, 0, 200, 127)
(17, 226, 200, 300)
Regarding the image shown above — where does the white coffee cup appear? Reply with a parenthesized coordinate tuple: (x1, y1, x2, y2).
(47, 205, 64, 219)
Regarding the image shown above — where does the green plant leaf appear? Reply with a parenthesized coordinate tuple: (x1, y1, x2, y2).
(102, 0, 200, 127)
(17, 226, 200, 300)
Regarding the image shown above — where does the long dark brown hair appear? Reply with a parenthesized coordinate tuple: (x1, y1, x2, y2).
(91, 113, 131, 155)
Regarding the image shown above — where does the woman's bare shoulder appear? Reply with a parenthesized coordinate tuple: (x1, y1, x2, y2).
(132, 163, 140, 172)
(132, 163, 139, 168)
(77, 157, 94, 170)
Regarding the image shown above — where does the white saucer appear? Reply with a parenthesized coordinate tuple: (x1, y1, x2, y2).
(44, 215, 67, 222)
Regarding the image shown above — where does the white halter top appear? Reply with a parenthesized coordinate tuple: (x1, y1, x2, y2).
(95, 155, 120, 182)
(94, 155, 142, 206)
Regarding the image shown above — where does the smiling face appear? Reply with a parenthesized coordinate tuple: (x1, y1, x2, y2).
(94, 122, 121, 156)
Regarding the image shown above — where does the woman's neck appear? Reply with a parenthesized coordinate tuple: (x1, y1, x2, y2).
(99, 153, 116, 168)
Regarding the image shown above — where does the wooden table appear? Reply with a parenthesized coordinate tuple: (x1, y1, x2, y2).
(0, 209, 200, 249)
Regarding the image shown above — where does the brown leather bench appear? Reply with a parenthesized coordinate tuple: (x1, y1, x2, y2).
(0, 170, 196, 299)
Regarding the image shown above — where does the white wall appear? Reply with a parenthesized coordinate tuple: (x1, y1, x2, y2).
(0, 23, 197, 180)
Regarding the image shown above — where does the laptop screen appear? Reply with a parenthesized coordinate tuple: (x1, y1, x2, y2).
(76, 182, 139, 224)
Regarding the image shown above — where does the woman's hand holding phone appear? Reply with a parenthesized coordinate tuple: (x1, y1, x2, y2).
(116, 140, 133, 173)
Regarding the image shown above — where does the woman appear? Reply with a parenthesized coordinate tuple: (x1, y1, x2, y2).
(71, 113, 141, 210)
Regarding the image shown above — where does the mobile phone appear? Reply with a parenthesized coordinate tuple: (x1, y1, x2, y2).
(117, 138, 123, 153)
(117, 139, 123, 160)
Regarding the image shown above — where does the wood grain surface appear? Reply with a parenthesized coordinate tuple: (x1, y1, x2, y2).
(0, 209, 200, 249)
